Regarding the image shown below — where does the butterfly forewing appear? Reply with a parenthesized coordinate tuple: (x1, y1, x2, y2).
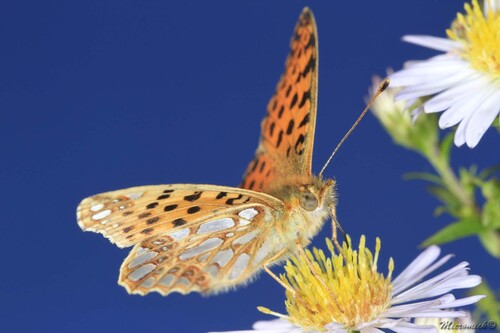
(118, 206, 280, 296)
(77, 184, 283, 248)
(241, 8, 318, 192)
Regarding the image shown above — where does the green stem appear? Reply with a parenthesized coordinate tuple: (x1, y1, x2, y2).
(425, 146, 476, 211)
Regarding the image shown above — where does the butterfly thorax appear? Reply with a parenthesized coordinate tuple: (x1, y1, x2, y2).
(264, 175, 336, 249)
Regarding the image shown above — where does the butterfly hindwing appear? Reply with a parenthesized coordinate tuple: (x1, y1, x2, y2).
(241, 8, 318, 192)
(77, 184, 284, 248)
(118, 205, 281, 296)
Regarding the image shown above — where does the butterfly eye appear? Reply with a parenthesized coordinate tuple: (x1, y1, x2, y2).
(300, 192, 318, 211)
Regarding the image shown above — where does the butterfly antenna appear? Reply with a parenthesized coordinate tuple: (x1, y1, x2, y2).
(319, 78, 390, 176)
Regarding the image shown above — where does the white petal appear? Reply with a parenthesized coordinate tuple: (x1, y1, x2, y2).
(392, 262, 472, 304)
(438, 82, 492, 129)
(395, 70, 474, 101)
(360, 328, 384, 333)
(439, 295, 486, 308)
(402, 35, 462, 52)
(424, 74, 484, 113)
(465, 89, 500, 147)
(392, 246, 440, 291)
(392, 254, 453, 295)
(388, 308, 468, 320)
(390, 59, 467, 87)
(253, 319, 296, 330)
(390, 321, 438, 333)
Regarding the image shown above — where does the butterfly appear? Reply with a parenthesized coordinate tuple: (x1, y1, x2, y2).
(78, 8, 342, 297)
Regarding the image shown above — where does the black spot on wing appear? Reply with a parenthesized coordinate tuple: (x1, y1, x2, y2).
(290, 93, 298, 109)
(141, 228, 154, 234)
(216, 192, 228, 200)
(164, 204, 177, 212)
(184, 191, 202, 202)
(286, 119, 294, 135)
(147, 217, 160, 225)
(295, 134, 306, 154)
(298, 113, 310, 128)
(276, 130, 284, 148)
(123, 226, 133, 233)
(138, 212, 151, 219)
(259, 161, 266, 173)
(187, 206, 201, 214)
(173, 218, 187, 227)
(146, 202, 158, 209)
(226, 194, 243, 205)
(278, 105, 284, 119)
(298, 90, 311, 108)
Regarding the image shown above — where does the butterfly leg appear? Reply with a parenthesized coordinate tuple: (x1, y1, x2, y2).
(331, 214, 347, 259)
(262, 249, 296, 296)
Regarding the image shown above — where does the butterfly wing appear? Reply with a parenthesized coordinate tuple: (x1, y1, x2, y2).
(77, 184, 286, 295)
(77, 184, 284, 248)
(119, 207, 282, 296)
(241, 8, 318, 192)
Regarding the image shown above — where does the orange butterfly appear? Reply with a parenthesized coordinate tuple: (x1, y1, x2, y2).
(77, 8, 387, 296)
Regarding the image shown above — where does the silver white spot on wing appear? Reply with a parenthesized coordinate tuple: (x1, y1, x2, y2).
(211, 249, 234, 267)
(226, 232, 234, 237)
(128, 250, 158, 269)
(140, 277, 155, 288)
(169, 228, 189, 241)
(127, 192, 143, 200)
(179, 238, 223, 260)
(177, 277, 190, 287)
(205, 265, 219, 277)
(92, 209, 111, 220)
(90, 203, 104, 212)
(239, 219, 251, 226)
(197, 218, 235, 234)
(198, 253, 210, 262)
(229, 253, 250, 280)
(238, 208, 258, 220)
(128, 263, 156, 281)
(136, 247, 148, 255)
(233, 230, 259, 245)
(159, 274, 175, 287)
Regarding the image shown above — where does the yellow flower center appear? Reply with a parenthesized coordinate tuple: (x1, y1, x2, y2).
(259, 236, 394, 332)
(447, 0, 500, 79)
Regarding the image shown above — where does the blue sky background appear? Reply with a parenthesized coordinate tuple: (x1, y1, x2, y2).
(1, 1, 498, 332)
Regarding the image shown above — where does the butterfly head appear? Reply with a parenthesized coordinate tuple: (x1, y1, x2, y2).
(298, 177, 336, 213)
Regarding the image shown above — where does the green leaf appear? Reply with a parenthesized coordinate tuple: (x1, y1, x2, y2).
(421, 218, 483, 247)
(426, 185, 461, 216)
(479, 230, 500, 258)
(479, 165, 500, 180)
(403, 172, 444, 186)
(433, 205, 450, 217)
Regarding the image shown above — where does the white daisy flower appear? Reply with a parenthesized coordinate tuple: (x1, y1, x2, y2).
(208, 236, 484, 333)
(389, 0, 500, 148)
